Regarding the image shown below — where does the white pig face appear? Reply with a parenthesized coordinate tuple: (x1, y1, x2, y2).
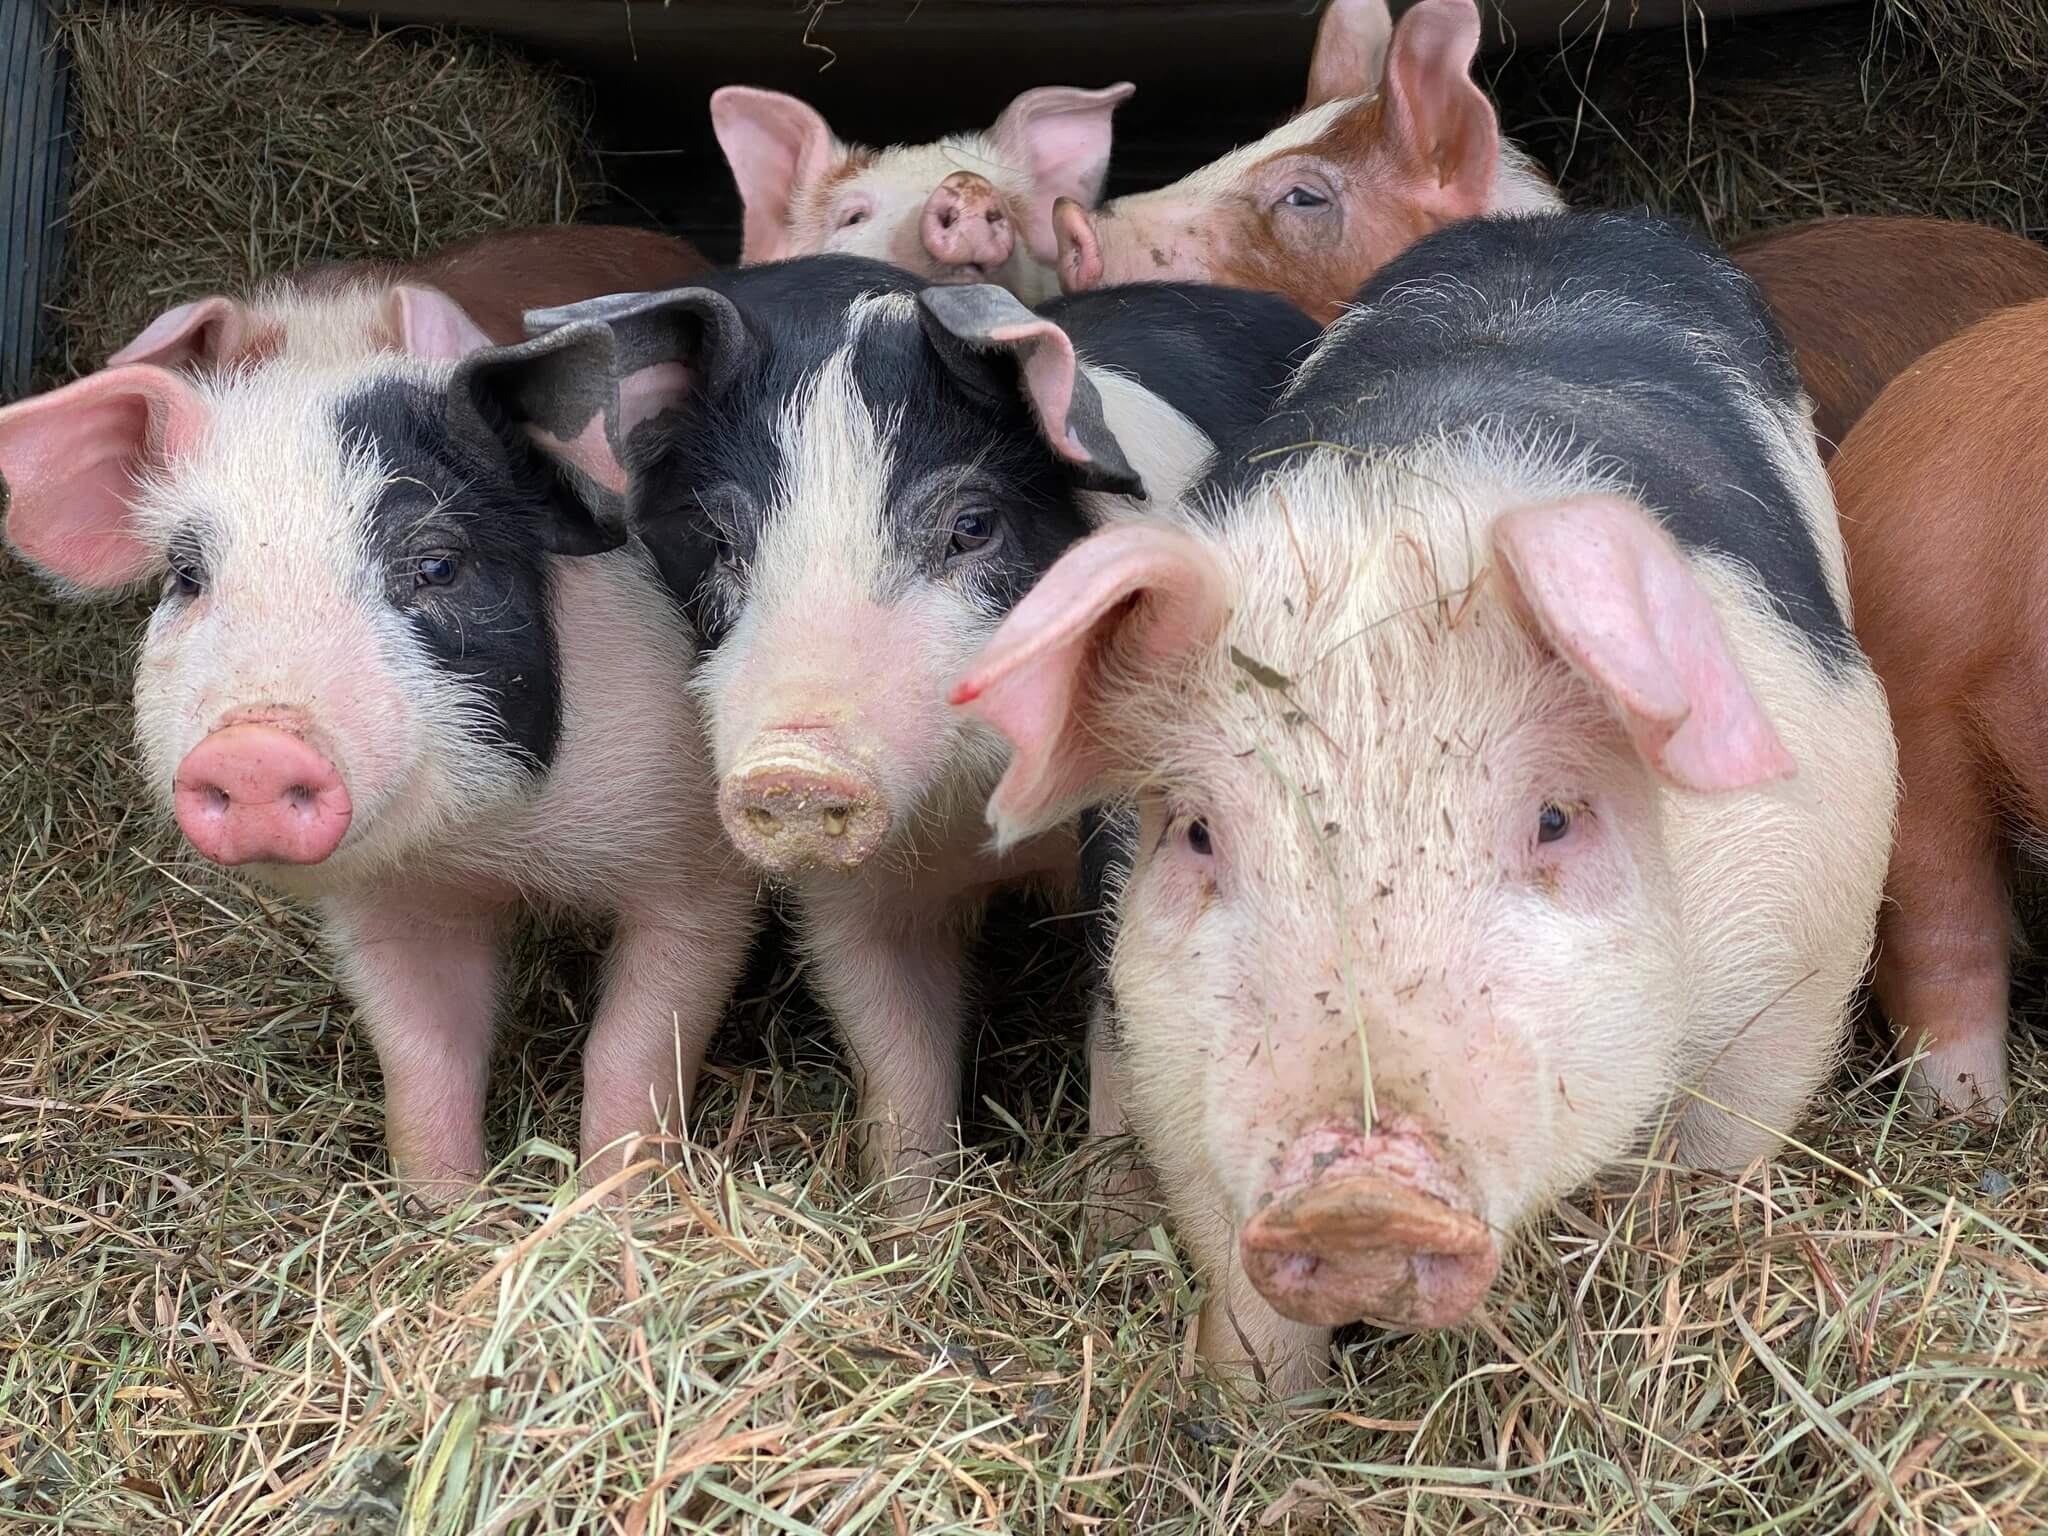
(1104, 467, 1694, 1240)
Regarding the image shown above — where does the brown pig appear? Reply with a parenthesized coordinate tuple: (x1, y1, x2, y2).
(1830, 296, 2048, 1118)
(1050, 0, 1561, 323)
(1731, 218, 2048, 458)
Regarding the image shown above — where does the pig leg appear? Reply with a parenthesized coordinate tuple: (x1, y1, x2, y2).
(1875, 719, 2012, 1118)
(325, 900, 504, 1200)
(1082, 995, 1163, 1249)
(799, 890, 967, 1212)
(579, 901, 756, 1185)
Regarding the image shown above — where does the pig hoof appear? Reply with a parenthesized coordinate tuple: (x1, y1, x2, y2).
(1908, 1043, 2010, 1125)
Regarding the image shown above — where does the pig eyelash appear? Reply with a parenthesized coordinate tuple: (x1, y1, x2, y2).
(166, 537, 206, 597)
(1535, 799, 1589, 847)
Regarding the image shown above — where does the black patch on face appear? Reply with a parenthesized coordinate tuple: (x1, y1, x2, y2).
(333, 375, 567, 771)
(625, 257, 1096, 648)
(1039, 282, 1320, 451)
(1214, 209, 1856, 668)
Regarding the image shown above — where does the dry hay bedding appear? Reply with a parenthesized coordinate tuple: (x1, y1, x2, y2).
(4, 5, 2048, 1536)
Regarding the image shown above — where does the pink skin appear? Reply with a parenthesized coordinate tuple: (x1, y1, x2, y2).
(954, 492, 1849, 1388)
(172, 720, 353, 866)
(920, 172, 1015, 274)
(717, 727, 890, 873)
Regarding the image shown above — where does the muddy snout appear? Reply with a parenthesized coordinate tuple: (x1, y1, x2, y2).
(719, 735, 888, 874)
(921, 172, 1014, 277)
(1240, 1124, 1498, 1330)
(173, 720, 352, 866)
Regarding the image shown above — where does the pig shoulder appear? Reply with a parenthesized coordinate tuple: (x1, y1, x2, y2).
(1225, 210, 1853, 666)
(1039, 283, 1320, 448)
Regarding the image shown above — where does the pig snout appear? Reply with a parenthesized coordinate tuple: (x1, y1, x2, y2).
(1239, 1122, 1497, 1331)
(173, 722, 353, 866)
(921, 172, 1015, 276)
(719, 732, 888, 874)
(1052, 197, 1105, 293)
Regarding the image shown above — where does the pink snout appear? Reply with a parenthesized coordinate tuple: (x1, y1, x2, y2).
(173, 723, 352, 866)
(719, 735, 888, 875)
(1240, 1122, 1498, 1330)
(921, 172, 1015, 276)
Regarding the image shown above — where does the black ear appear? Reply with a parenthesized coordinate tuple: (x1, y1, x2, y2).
(918, 284, 1148, 500)
(448, 322, 628, 556)
(524, 286, 754, 524)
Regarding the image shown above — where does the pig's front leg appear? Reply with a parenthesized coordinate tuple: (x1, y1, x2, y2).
(1875, 714, 2012, 1118)
(579, 900, 757, 1185)
(1082, 995, 1162, 1249)
(324, 899, 504, 1201)
(799, 885, 966, 1212)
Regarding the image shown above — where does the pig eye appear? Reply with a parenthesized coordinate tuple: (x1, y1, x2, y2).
(168, 550, 205, 597)
(1536, 801, 1575, 844)
(948, 509, 996, 558)
(838, 206, 870, 229)
(1280, 185, 1330, 210)
(1185, 818, 1213, 857)
(413, 551, 460, 589)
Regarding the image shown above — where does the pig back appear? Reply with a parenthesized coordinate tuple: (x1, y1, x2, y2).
(1732, 217, 2048, 460)
(1213, 209, 1855, 669)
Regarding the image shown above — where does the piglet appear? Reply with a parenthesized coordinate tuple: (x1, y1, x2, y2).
(712, 82, 1134, 301)
(1050, 0, 1559, 322)
(1829, 296, 2048, 1117)
(0, 226, 754, 1199)
(506, 255, 1320, 1206)
(954, 210, 1897, 1392)
(1730, 216, 2048, 459)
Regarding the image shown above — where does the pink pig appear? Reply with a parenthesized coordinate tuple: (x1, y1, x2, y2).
(1050, 0, 1559, 323)
(711, 81, 1134, 301)
(0, 229, 755, 1200)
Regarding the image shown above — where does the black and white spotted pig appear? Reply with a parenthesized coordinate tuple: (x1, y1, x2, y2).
(0, 278, 755, 1199)
(953, 211, 1898, 1391)
(501, 254, 1319, 1202)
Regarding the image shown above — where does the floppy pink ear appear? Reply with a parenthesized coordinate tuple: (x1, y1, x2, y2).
(1304, 0, 1394, 107)
(951, 522, 1229, 845)
(1491, 495, 1797, 794)
(0, 365, 209, 589)
(1380, 0, 1497, 220)
(391, 285, 496, 362)
(711, 86, 844, 264)
(988, 83, 1136, 264)
(107, 296, 248, 370)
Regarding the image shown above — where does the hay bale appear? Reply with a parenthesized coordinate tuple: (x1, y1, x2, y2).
(1490, 0, 2048, 245)
(38, 0, 600, 383)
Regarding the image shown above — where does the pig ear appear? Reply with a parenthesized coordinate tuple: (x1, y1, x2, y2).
(1380, 0, 1498, 221)
(952, 522, 1230, 846)
(1491, 496, 1797, 794)
(448, 324, 633, 555)
(0, 365, 208, 589)
(711, 86, 844, 264)
(1304, 0, 1394, 108)
(527, 284, 749, 441)
(106, 296, 248, 370)
(390, 285, 496, 362)
(917, 284, 1146, 498)
(988, 83, 1137, 264)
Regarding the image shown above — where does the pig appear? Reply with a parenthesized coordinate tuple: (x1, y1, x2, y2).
(710, 82, 1135, 301)
(497, 255, 1321, 1205)
(1049, 0, 1560, 323)
(1728, 217, 2048, 459)
(951, 209, 1898, 1392)
(0, 226, 755, 1200)
(103, 222, 714, 369)
(1827, 297, 2048, 1118)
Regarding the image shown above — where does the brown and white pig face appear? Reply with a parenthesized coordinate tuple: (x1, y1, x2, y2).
(711, 82, 1134, 300)
(0, 347, 620, 888)
(1052, 0, 1559, 323)
(955, 461, 1801, 1331)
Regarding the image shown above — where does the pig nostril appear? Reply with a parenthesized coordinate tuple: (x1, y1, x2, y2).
(821, 806, 850, 838)
(202, 786, 230, 815)
(285, 784, 316, 812)
(745, 806, 780, 834)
